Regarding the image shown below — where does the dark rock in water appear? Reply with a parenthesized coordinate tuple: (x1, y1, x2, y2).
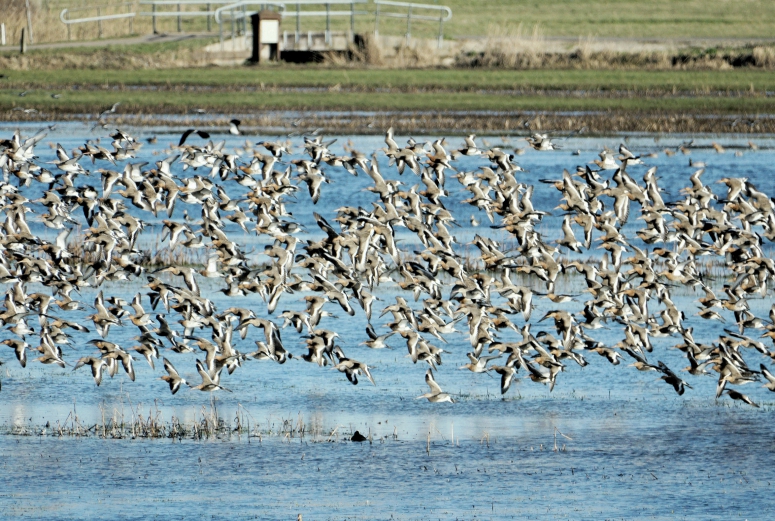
(351, 430, 367, 442)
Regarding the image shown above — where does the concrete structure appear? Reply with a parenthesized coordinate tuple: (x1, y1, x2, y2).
(251, 10, 281, 62)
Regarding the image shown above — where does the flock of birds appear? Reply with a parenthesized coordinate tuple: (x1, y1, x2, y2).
(1, 123, 775, 408)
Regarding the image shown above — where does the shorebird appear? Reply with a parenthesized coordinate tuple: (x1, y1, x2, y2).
(658, 362, 692, 395)
(73, 357, 108, 386)
(178, 128, 210, 147)
(4, 123, 775, 410)
(459, 352, 501, 373)
(190, 359, 231, 392)
(417, 369, 455, 403)
(1, 339, 28, 367)
(490, 365, 518, 395)
(160, 358, 188, 395)
(333, 347, 376, 386)
(760, 364, 775, 392)
(360, 324, 394, 349)
(723, 388, 758, 407)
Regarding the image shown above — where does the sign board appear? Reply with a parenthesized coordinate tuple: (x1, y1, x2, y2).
(260, 19, 279, 44)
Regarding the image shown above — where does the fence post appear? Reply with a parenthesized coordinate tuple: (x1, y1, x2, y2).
(241, 4, 247, 36)
(325, 3, 330, 44)
(129, 4, 134, 35)
(296, 2, 300, 41)
(437, 14, 443, 49)
(20, 28, 26, 54)
(97, 7, 103, 38)
(374, 1, 380, 37)
(406, 4, 411, 44)
(177, 4, 182, 32)
(1, 23, 6, 46)
(152, 4, 157, 34)
(24, 0, 34, 44)
(350, 2, 355, 41)
(207, 3, 212, 32)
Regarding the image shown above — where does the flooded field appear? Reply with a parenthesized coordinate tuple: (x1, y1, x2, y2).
(1, 122, 774, 519)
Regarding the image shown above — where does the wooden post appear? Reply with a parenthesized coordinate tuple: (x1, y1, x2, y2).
(152, 4, 157, 34)
(20, 28, 26, 54)
(97, 7, 103, 38)
(177, 4, 182, 33)
(207, 4, 212, 32)
(1, 23, 6, 46)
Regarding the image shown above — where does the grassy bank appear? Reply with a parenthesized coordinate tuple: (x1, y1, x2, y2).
(4, 67, 775, 92)
(3, 68, 775, 125)
(4, 62, 775, 134)
(3, 86, 775, 114)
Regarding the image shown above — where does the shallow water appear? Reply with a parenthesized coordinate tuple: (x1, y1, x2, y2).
(1, 122, 775, 519)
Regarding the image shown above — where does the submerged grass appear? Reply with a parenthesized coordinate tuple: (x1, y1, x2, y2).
(5, 398, 387, 443)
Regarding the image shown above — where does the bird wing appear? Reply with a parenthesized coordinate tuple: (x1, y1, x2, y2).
(425, 370, 443, 395)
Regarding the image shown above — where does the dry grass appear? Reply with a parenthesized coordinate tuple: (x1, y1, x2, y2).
(65, 231, 208, 269)
(1, 0, 215, 45)
(475, 23, 547, 69)
(4, 0, 137, 45)
(459, 37, 775, 71)
(321, 29, 775, 70)
(752, 46, 775, 67)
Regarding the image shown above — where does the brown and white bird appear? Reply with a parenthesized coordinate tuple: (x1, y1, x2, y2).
(416, 369, 454, 403)
(160, 357, 188, 395)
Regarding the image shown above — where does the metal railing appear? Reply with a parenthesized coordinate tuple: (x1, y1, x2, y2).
(59, 3, 136, 40)
(374, 0, 451, 47)
(138, 1, 231, 33)
(213, 1, 366, 48)
(281, 0, 368, 45)
(58, 0, 451, 49)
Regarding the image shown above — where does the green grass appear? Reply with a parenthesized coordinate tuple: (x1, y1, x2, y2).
(3, 67, 774, 115)
(31, 0, 775, 41)
(434, 0, 775, 39)
(3, 67, 775, 92)
(3, 87, 775, 114)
